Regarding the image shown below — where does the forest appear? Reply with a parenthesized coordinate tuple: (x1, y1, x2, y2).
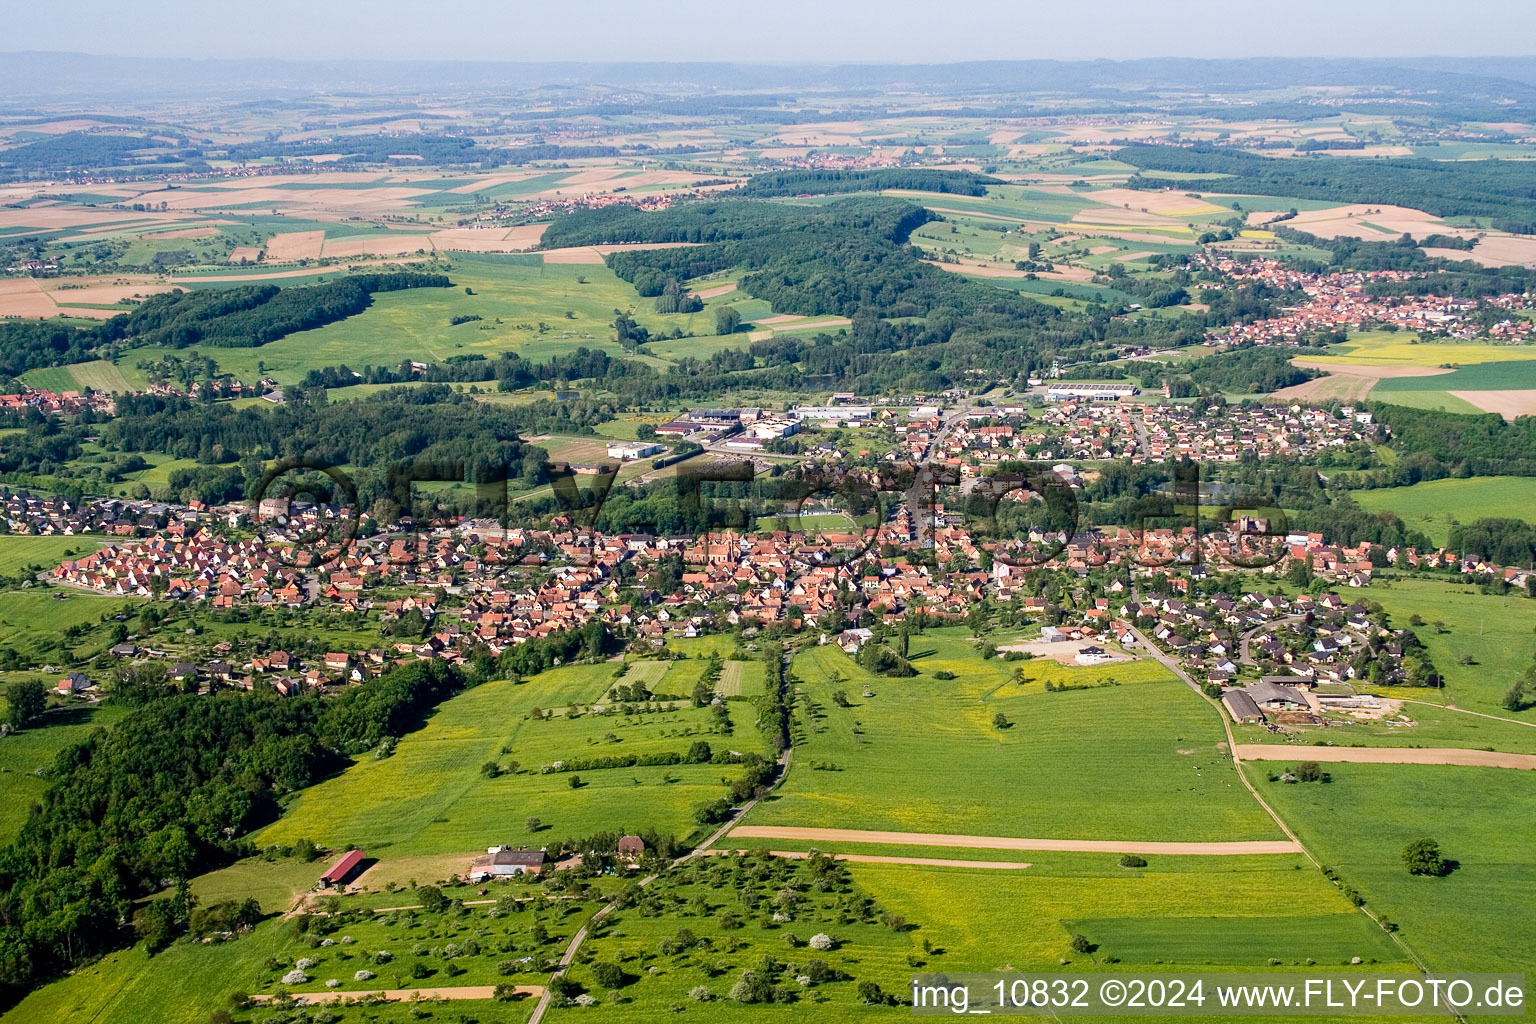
(1121, 144, 1536, 221)
(0, 658, 467, 1006)
(732, 168, 1001, 197)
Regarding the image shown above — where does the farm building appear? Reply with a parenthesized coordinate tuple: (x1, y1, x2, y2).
(1221, 689, 1265, 724)
(317, 849, 366, 890)
(607, 441, 664, 461)
(469, 847, 546, 880)
(617, 835, 646, 862)
(1044, 383, 1139, 402)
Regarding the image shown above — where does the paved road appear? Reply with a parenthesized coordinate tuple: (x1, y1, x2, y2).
(1238, 614, 1306, 667)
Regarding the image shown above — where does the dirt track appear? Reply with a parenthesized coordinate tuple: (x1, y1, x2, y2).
(726, 826, 1300, 855)
(1235, 745, 1536, 770)
(252, 985, 540, 1005)
(708, 849, 1033, 869)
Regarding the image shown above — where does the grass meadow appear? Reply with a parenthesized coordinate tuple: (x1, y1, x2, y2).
(0, 535, 106, 577)
(257, 662, 754, 858)
(1366, 576, 1536, 723)
(0, 703, 130, 843)
(1350, 477, 1536, 547)
(0, 887, 578, 1024)
(745, 630, 1282, 842)
(1260, 763, 1536, 976)
(113, 252, 735, 385)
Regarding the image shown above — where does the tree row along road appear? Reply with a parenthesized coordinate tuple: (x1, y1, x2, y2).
(1234, 745, 1536, 769)
(723, 826, 1300, 856)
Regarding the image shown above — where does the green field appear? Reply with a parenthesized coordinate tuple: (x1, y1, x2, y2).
(110, 252, 732, 385)
(0, 703, 130, 843)
(1, 884, 569, 1024)
(0, 589, 142, 661)
(745, 631, 1282, 841)
(1368, 390, 1485, 415)
(1351, 476, 1536, 547)
(1372, 359, 1536, 392)
(548, 853, 1410, 1024)
(1366, 576, 1536, 722)
(0, 536, 105, 577)
(1308, 332, 1536, 368)
(257, 662, 754, 857)
(1261, 764, 1536, 975)
(1066, 914, 1400, 965)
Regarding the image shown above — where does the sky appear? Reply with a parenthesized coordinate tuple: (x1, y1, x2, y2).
(5, 0, 1535, 63)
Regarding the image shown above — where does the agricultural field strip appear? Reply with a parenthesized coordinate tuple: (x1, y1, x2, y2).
(1235, 745, 1536, 769)
(724, 826, 1301, 855)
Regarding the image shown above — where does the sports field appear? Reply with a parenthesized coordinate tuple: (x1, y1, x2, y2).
(1350, 476, 1536, 547)
(744, 632, 1283, 842)
(257, 662, 753, 856)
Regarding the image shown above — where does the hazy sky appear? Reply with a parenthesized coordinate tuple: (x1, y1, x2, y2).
(6, 0, 1535, 62)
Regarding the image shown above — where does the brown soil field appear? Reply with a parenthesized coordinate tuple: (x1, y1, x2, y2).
(1448, 390, 1536, 420)
(41, 282, 175, 304)
(321, 234, 434, 258)
(0, 279, 57, 317)
(428, 225, 544, 253)
(540, 246, 608, 265)
(541, 241, 700, 264)
(694, 282, 737, 299)
(1234, 745, 1536, 769)
(727, 826, 1301, 855)
(264, 230, 326, 260)
(228, 246, 263, 263)
(1291, 362, 1452, 379)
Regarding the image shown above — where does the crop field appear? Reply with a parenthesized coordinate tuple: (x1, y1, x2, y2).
(1366, 576, 1536, 722)
(1367, 390, 1485, 414)
(1260, 764, 1536, 975)
(744, 632, 1282, 842)
(257, 663, 753, 857)
(1350, 476, 1536, 546)
(1065, 914, 1400, 965)
(717, 658, 767, 698)
(1307, 332, 1536, 368)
